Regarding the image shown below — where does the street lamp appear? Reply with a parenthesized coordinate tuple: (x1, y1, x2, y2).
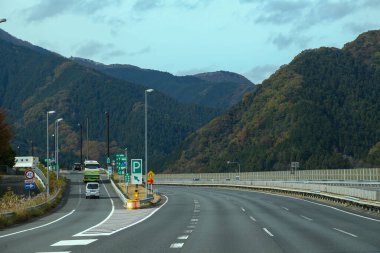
(78, 123, 83, 165)
(227, 161, 241, 180)
(55, 118, 63, 180)
(145, 88, 154, 198)
(46, 110, 55, 198)
(0, 18, 6, 23)
(105, 112, 110, 165)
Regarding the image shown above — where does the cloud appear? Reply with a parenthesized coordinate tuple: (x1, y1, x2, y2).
(132, 0, 163, 11)
(74, 41, 125, 60)
(270, 33, 312, 50)
(127, 47, 151, 57)
(245, 64, 279, 83)
(255, 0, 309, 25)
(24, 0, 121, 22)
(344, 22, 380, 34)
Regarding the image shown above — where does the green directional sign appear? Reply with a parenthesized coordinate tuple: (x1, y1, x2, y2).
(125, 172, 130, 183)
(131, 159, 142, 184)
(116, 153, 126, 175)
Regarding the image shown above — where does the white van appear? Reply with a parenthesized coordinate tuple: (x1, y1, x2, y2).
(85, 182, 100, 199)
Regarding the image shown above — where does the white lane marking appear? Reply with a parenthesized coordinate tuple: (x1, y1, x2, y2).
(177, 235, 189, 240)
(184, 230, 193, 234)
(241, 207, 246, 212)
(281, 207, 289, 211)
(333, 228, 358, 238)
(259, 191, 380, 222)
(36, 252, 71, 253)
(74, 195, 169, 237)
(263, 228, 274, 237)
(300, 215, 313, 221)
(74, 180, 114, 236)
(170, 243, 184, 248)
(191, 219, 198, 222)
(0, 209, 75, 239)
(194, 210, 200, 212)
(249, 216, 256, 222)
(187, 225, 196, 228)
(51, 239, 97, 246)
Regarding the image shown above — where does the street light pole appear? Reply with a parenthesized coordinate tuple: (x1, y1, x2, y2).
(46, 110, 55, 198)
(145, 88, 154, 198)
(78, 123, 83, 165)
(106, 112, 110, 165)
(55, 118, 63, 180)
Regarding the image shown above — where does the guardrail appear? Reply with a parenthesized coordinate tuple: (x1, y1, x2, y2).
(156, 179, 380, 212)
(156, 168, 380, 181)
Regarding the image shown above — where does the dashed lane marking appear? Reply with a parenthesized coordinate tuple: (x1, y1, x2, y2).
(263, 228, 274, 237)
(170, 243, 184, 248)
(333, 228, 358, 238)
(241, 207, 246, 212)
(51, 239, 97, 246)
(281, 207, 289, 211)
(249, 216, 256, 222)
(184, 230, 193, 234)
(300, 215, 313, 221)
(177, 235, 189, 240)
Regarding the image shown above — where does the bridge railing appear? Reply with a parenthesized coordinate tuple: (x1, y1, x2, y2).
(155, 168, 380, 182)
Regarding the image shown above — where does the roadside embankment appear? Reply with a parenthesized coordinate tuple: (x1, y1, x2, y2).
(0, 168, 66, 228)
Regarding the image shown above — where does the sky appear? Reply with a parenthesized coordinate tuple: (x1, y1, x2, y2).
(1, 0, 380, 83)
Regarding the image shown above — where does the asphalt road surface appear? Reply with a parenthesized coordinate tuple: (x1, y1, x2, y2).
(1, 174, 380, 253)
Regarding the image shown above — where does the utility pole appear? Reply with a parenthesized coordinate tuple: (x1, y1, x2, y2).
(106, 112, 110, 165)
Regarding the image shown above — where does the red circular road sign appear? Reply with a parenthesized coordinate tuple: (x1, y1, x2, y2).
(25, 170, 35, 180)
(147, 179, 154, 184)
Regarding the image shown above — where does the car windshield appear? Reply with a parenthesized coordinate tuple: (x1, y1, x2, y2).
(87, 184, 98, 189)
(86, 164, 99, 169)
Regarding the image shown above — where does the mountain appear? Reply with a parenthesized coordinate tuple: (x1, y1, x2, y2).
(71, 57, 255, 109)
(164, 30, 380, 173)
(0, 29, 218, 170)
(194, 71, 252, 84)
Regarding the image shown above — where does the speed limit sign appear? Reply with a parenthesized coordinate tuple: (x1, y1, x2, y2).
(25, 170, 35, 180)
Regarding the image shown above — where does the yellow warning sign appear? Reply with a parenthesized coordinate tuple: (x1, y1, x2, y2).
(147, 170, 155, 180)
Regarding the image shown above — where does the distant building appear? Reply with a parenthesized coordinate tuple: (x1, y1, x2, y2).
(14, 156, 39, 170)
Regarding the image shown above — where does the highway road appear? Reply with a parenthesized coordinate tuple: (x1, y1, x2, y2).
(1, 173, 380, 253)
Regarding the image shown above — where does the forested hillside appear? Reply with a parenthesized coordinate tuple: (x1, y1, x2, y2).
(71, 57, 255, 109)
(165, 30, 380, 173)
(0, 29, 218, 170)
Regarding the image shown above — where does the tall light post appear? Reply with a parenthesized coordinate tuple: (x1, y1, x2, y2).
(46, 110, 55, 198)
(55, 118, 63, 180)
(105, 112, 110, 165)
(227, 161, 241, 180)
(145, 88, 154, 198)
(78, 123, 83, 165)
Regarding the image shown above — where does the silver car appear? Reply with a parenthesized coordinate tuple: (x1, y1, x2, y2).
(85, 182, 100, 199)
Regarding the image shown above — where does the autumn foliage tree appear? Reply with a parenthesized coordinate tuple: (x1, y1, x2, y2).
(0, 109, 14, 167)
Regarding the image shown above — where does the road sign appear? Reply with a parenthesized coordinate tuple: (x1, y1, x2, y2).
(25, 170, 35, 180)
(24, 182, 36, 190)
(147, 178, 154, 184)
(131, 159, 142, 184)
(147, 170, 155, 180)
(116, 153, 127, 175)
(24, 179, 34, 184)
(107, 165, 112, 176)
(125, 172, 130, 183)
